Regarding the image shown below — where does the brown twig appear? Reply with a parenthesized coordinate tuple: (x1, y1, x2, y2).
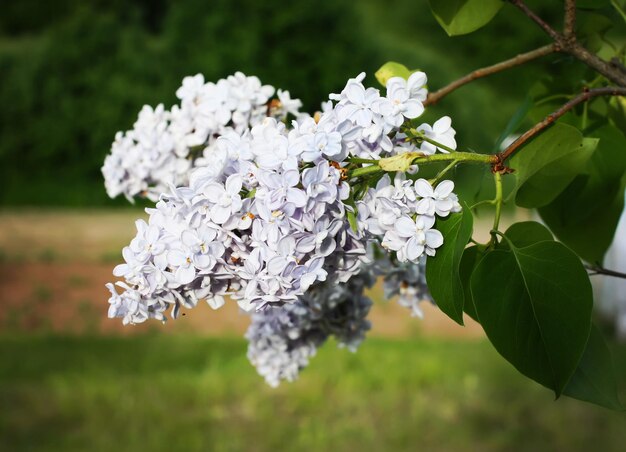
(564, 0, 577, 38)
(425, 45, 556, 106)
(509, 0, 626, 87)
(495, 87, 626, 164)
(509, 0, 561, 41)
(586, 265, 626, 280)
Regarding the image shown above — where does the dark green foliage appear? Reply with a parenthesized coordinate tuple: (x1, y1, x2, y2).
(0, 0, 564, 206)
(539, 125, 626, 263)
(0, 0, 377, 206)
(563, 324, 624, 410)
(456, 222, 623, 408)
(509, 123, 598, 208)
(471, 231, 593, 397)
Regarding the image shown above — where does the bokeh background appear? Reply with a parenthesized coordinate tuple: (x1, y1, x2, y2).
(1, 0, 625, 450)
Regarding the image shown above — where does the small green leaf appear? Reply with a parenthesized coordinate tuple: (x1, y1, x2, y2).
(375, 62, 411, 86)
(426, 206, 473, 325)
(501, 221, 553, 249)
(470, 239, 593, 396)
(539, 125, 626, 263)
(563, 324, 624, 410)
(510, 123, 597, 208)
(428, 0, 504, 36)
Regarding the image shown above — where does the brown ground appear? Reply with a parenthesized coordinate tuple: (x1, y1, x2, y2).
(0, 209, 530, 338)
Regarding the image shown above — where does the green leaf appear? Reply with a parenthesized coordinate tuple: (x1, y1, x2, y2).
(563, 324, 624, 410)
(458, 245, 485, 322)
(428, 0, 504, 36)
(510, 123, 597, 208)
(375, 62, 410, 86)
(374, 62, 423, 87)
(347, 209, 358, 232)
(501, 221, 553, 249)
(539, 125, 626, 263)
(470, 239, 593, 396)
(426, 207, 474, 325)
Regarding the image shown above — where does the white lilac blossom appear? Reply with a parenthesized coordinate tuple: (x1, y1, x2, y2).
(104, 71, 460, 385)
(416, 116, 457, 154)
(102, 73, 304, 202)
(356, 174, 460, 263)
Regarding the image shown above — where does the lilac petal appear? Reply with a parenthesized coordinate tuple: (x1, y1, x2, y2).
(207, 296, 225, 310)
(278, 236, 296, 256)
(295, 235, 316, 253)
(301, 167, 316, 188)
(414, 179, 434, 198)
(167, 250, 188, 267)
(267, 256, 288, 275)
(176, 265, 196, 285)
(345, 83, 365, 104)
(211, 204, 231, 224)
(202, 184, 224, 203)
(417, 215, 436, 230)
(146, 225, 160, 243)
(113, 264, 129, 277)
(193, 254, 214, 270)
(121, 246, 134, 263)
(435, 180, 454, 197)
(307, 257, 324, 272)
(402, 100, 424, 119)
(318, 236, 336, 256)
(436, 200, 455, 215)
(434, 116, 452, 133)
(300, 272, 317, 292)
(286, 188, 307, 207)
(426, 229, 444, 249)
(181, 230, 199, 248)
(416, 198, 434, 215)
(405, 237, 425, 261)
(283, 170, 300, 187)
(395, 216, 417, 238)
(382, 231, 405, 251)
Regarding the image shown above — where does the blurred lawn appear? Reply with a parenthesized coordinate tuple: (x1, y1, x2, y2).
(1, 335, 625, 451)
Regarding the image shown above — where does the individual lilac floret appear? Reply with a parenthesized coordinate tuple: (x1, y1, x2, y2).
(380, 73, 426, 127)
(381, 215, 444, 262)
(415, 179, 462, 217)
(417, 116, 457, 154)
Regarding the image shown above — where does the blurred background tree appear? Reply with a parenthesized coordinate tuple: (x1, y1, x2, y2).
(0, 0, 573, 206)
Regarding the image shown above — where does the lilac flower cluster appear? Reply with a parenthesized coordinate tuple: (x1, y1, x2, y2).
(104, 70, 461, 385)
(357, 174, 461, 263)
(102, 73, 302, 202)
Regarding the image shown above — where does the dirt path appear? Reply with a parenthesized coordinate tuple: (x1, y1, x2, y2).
(0, 209, 517, 338)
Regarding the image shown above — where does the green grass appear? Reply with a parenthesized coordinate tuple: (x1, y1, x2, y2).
(1, 335, 625, 451)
